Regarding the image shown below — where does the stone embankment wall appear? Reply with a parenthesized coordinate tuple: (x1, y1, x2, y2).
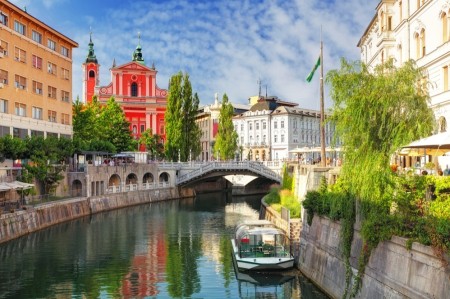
(260, 199, 302, 263)
(0, 187, 181, 245)
(299, 214, 450, 299)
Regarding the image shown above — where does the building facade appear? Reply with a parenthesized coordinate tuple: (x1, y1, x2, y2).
(83, 37, 168, 142)
(0, 0, 78, 138)
(233, 96, 339, 162)
(195, 93, 249, 161)
(358, 0, 450, 132)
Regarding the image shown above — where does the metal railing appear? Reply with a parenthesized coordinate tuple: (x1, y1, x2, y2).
(177, 161, 281, 185)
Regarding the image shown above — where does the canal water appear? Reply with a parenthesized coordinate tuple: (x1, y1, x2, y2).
(0, 192, 329, 299)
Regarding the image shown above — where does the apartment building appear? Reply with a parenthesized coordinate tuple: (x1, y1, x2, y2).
(358, 0, 450, 132)
(233, 96, 339, 161)
(0, 0, 78, 138)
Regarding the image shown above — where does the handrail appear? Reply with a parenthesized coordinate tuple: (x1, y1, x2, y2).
(176, 161, 281, 185)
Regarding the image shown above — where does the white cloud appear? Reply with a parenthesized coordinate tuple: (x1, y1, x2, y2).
(10, 0, 379, 109)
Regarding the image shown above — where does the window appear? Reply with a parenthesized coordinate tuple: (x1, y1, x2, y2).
(160, 125, 165, 135)
(240, 124, 243, 131)
(256, 122, 260, 130)
(399, 1, 403, 21)
(48, 110, 57, 122)
(387, 16, 392, 31)
(89, 70, 95, 78)
(61, 68, 70, 80)
(14, 75, 26, 90)
(32, 55, 42, 69)
(48, 62, 57, 75)
(32, 81, 43, 95)
(281, 135, 285, 143)
(14, 20, 26, 35)
(32, 30, 42, 44)
(140, 125, 145, 133)
(0, 12, 8, 26)
(0, 99, 8, 113)
(274, 135, 277, 143)
(14, 47, 26, 63)
(443, 13, 449, 43)
(274, 121, 277, 129)
(0, 69, 7, 84)
(61, 46, 69, 57)
(240, 136, 244, 144)
(131, 82, 138, 96)
(47, 39, 56, 51)
(281, 120, 285, 128)
(263, 122, 266, 129)
(0, 39, 8, 56)
(61, 113, 70, 125)
(415, 29, 426, 58)
(48, 86, 57, 99)
(15, 103, 26, 116)
(444, 66, 449, 92)
(61, 90, 70, 102)
(32, 107, 42, 120)
(249, 123, 253, 130)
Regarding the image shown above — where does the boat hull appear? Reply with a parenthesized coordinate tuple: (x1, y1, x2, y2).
(231, 239, 294, 271)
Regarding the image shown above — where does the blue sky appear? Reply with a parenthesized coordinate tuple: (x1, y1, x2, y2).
(9, 0, 378, 110)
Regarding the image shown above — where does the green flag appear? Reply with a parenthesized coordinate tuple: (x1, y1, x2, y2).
(306, 56, 321, 82)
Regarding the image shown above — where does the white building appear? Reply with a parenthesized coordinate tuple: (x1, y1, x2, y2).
(358, 0, 450, 132)
(233, 96, 339, 162)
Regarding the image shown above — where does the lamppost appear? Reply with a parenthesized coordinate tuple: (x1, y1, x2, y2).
(178, 149, 180, 162)
(218, 150, 220, 162)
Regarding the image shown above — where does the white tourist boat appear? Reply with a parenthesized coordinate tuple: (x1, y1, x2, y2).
(231, 220, 295, 271)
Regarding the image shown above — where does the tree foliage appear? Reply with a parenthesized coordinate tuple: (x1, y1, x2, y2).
(164, 72, 201, 161)
(326, 58, 435, 202)
(72, 96, 133, 153)
(139, 129, 165, 160)
(214, 94, 238, 160)
(323, 58, 436, 298)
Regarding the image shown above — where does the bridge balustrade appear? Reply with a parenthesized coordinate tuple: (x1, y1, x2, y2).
(176, 161, 281, 185)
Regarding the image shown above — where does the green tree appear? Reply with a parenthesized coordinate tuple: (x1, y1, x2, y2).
(97, 97, 134, 152)
(165, 72, 201, 161)
(214, 93, 238, 160)
(325, 58, 435, 297)
(327, 58, 434, 202)
(0, 135, 26, 160)
(140, 129, 165, 160)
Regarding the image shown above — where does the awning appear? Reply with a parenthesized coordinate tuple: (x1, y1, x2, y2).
(2, 181, 34, 190)
(0, 183, 11, 191)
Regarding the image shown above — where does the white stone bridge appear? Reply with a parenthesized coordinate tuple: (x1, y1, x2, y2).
(176, 161, 282, 186)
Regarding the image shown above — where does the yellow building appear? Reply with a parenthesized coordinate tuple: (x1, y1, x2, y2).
(0, 0, 78, 138)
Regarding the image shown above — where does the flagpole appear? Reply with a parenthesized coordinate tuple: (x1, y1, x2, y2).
(320, 31, 326, 167)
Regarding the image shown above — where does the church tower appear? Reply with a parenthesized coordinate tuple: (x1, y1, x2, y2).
(82, 33, 99, 103)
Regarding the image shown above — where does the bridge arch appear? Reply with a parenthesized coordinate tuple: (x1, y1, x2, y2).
(109, 174, 121, 187)
(143, 172, 154, 183)
(71, 179, 83, 197)
(126, 173, 138, 185)
(159, 172, 169, 183)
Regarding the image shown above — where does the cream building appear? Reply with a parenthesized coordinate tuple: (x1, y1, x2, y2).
(358, 0, 450, 131)
(233, 96, 339, 162)
(0, 0, 78, 138)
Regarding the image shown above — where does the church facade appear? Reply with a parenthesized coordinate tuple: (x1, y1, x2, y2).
(82, 36, 168, 143)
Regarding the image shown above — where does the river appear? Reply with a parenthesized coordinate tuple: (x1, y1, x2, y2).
(0, 192, 329, 299)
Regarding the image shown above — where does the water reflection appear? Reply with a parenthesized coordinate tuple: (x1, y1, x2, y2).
(0, 192, 329, 298)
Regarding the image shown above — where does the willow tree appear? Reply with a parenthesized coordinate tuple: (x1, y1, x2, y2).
(165, 72, 201, 161)
(327, 58, 434, 204)
(214, 93, 238, 160)
(326, 58, 435, 297)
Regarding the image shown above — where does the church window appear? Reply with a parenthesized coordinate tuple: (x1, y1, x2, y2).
(89, 70, 95, 78)
(131, 82, 138, 97)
